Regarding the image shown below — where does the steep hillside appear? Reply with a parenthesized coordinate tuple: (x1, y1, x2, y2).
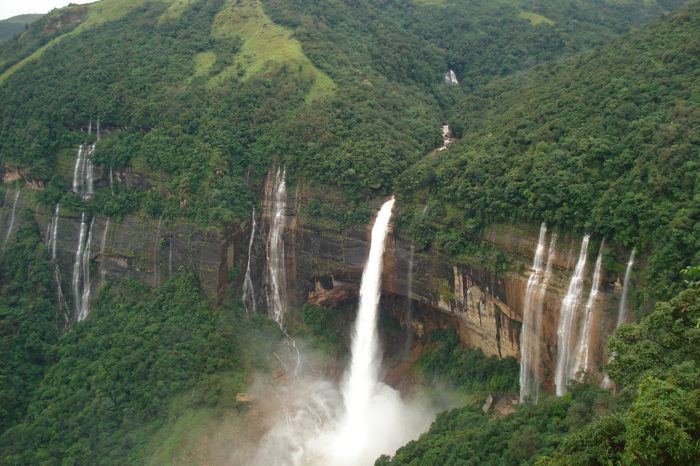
(0, 14, 43, 44)
(0, 0, 697, 463)
(398, 1, 699, 298)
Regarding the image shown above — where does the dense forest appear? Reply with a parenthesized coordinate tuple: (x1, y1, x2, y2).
(0, 0, 698, 463)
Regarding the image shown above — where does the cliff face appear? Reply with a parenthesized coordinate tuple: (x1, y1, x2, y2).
(0, 188, 239, 317)
(259, 180, 626, 391)
(2, 170, 626, 391)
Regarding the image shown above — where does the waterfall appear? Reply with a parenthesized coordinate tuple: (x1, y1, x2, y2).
(71, 144, 95, 198)
(331, 197, 396, 464)
(519, 223, 548, 403)
(243, 207, 257, 314)
(571, 242, 604, 379)
(444, 69, 459, 86)
(266, 168, 287, 326)
(88, 120, 92, 136)
(72, 145, 84, 194)
(72, 214, 93, 321)
(554, 234, 590, 396)
(72, 214, 87, 319)
(78, 217, 94, 321)
(99, 217, 110, 284)
(48, 204, 68, 319)
(3, 189, 20, 249)
(436, 125, 453, 151)
(616, 249, 635, 327)
(602, 249, 635, 389)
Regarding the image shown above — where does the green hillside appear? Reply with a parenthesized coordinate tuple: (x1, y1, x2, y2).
(0, 14, 43, 44)
(0, 0, 697, 463)
(398, 2, 699, 298)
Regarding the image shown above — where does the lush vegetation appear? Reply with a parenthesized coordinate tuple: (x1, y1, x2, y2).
(378, 286, 699, 465)
(418, 329, 519, 394)
(0, 220, 59, 434)
(0, 14, 44, 45)
(398, 2, 699, 297)
(0, 0, 698, 463)
(0, 218, 284, 463)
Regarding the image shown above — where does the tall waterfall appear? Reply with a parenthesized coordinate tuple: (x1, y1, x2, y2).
(72, 214, 94, 321)
(444, 69, 459, 86)
(78, 217, 94, 321)
(99, 217, 110, 285)
(3, 189, 20, 249)
(266, 168, 287, 325)
(519, 223, 548, 403)
(72, 144, 95, 198)
(331, 197, 397, 464)
(48, 204, 68, 319)
(554, 234, 590, 396)
(616, 249, 635, 327)
(571, 242, 604, 379)
(242, 207, 257, 314)
(602, 249, 635, 389)
(253, 198, 433, 466)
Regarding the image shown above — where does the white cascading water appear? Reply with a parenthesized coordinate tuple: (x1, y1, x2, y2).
(340, 198, 395, 442)
(72, 142, 95, 198)
(266, 168, 287, 325)
(602, 249, 636, 389)
(554, 234, 590, 396)
(72, 213, 87, 319)
(571, 242, 604, 379)
(242, 207, 257, 314)
(444, 69, 459, 86)
(252, 198, 433, 466)
(519, 223, 547, 403)
(78, 217, 94, 321)
(72, 214, 94, 321)
(436, 125, 453, 151)
(315, 196, 432, 465)
(3, 189, 20, 249)
(616, 249, 635, 327)
(48, 204, 68, 319)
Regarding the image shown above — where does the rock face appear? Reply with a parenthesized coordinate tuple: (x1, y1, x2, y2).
(257, 181, 627, 392)
(1, 170, 628, 392)
(0, 189, 240, 323)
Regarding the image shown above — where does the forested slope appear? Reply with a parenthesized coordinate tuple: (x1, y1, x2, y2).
(398, 1, 699, 297)
(0, 0, 697, 463)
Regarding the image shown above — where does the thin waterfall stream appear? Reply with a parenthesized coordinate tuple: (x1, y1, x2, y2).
(555, 234, 590, 396)
(242, 207, 257, 314)
(519, 223, 548, 402)
(602, 249, 636, 389)
(571, 242, 605, 379)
